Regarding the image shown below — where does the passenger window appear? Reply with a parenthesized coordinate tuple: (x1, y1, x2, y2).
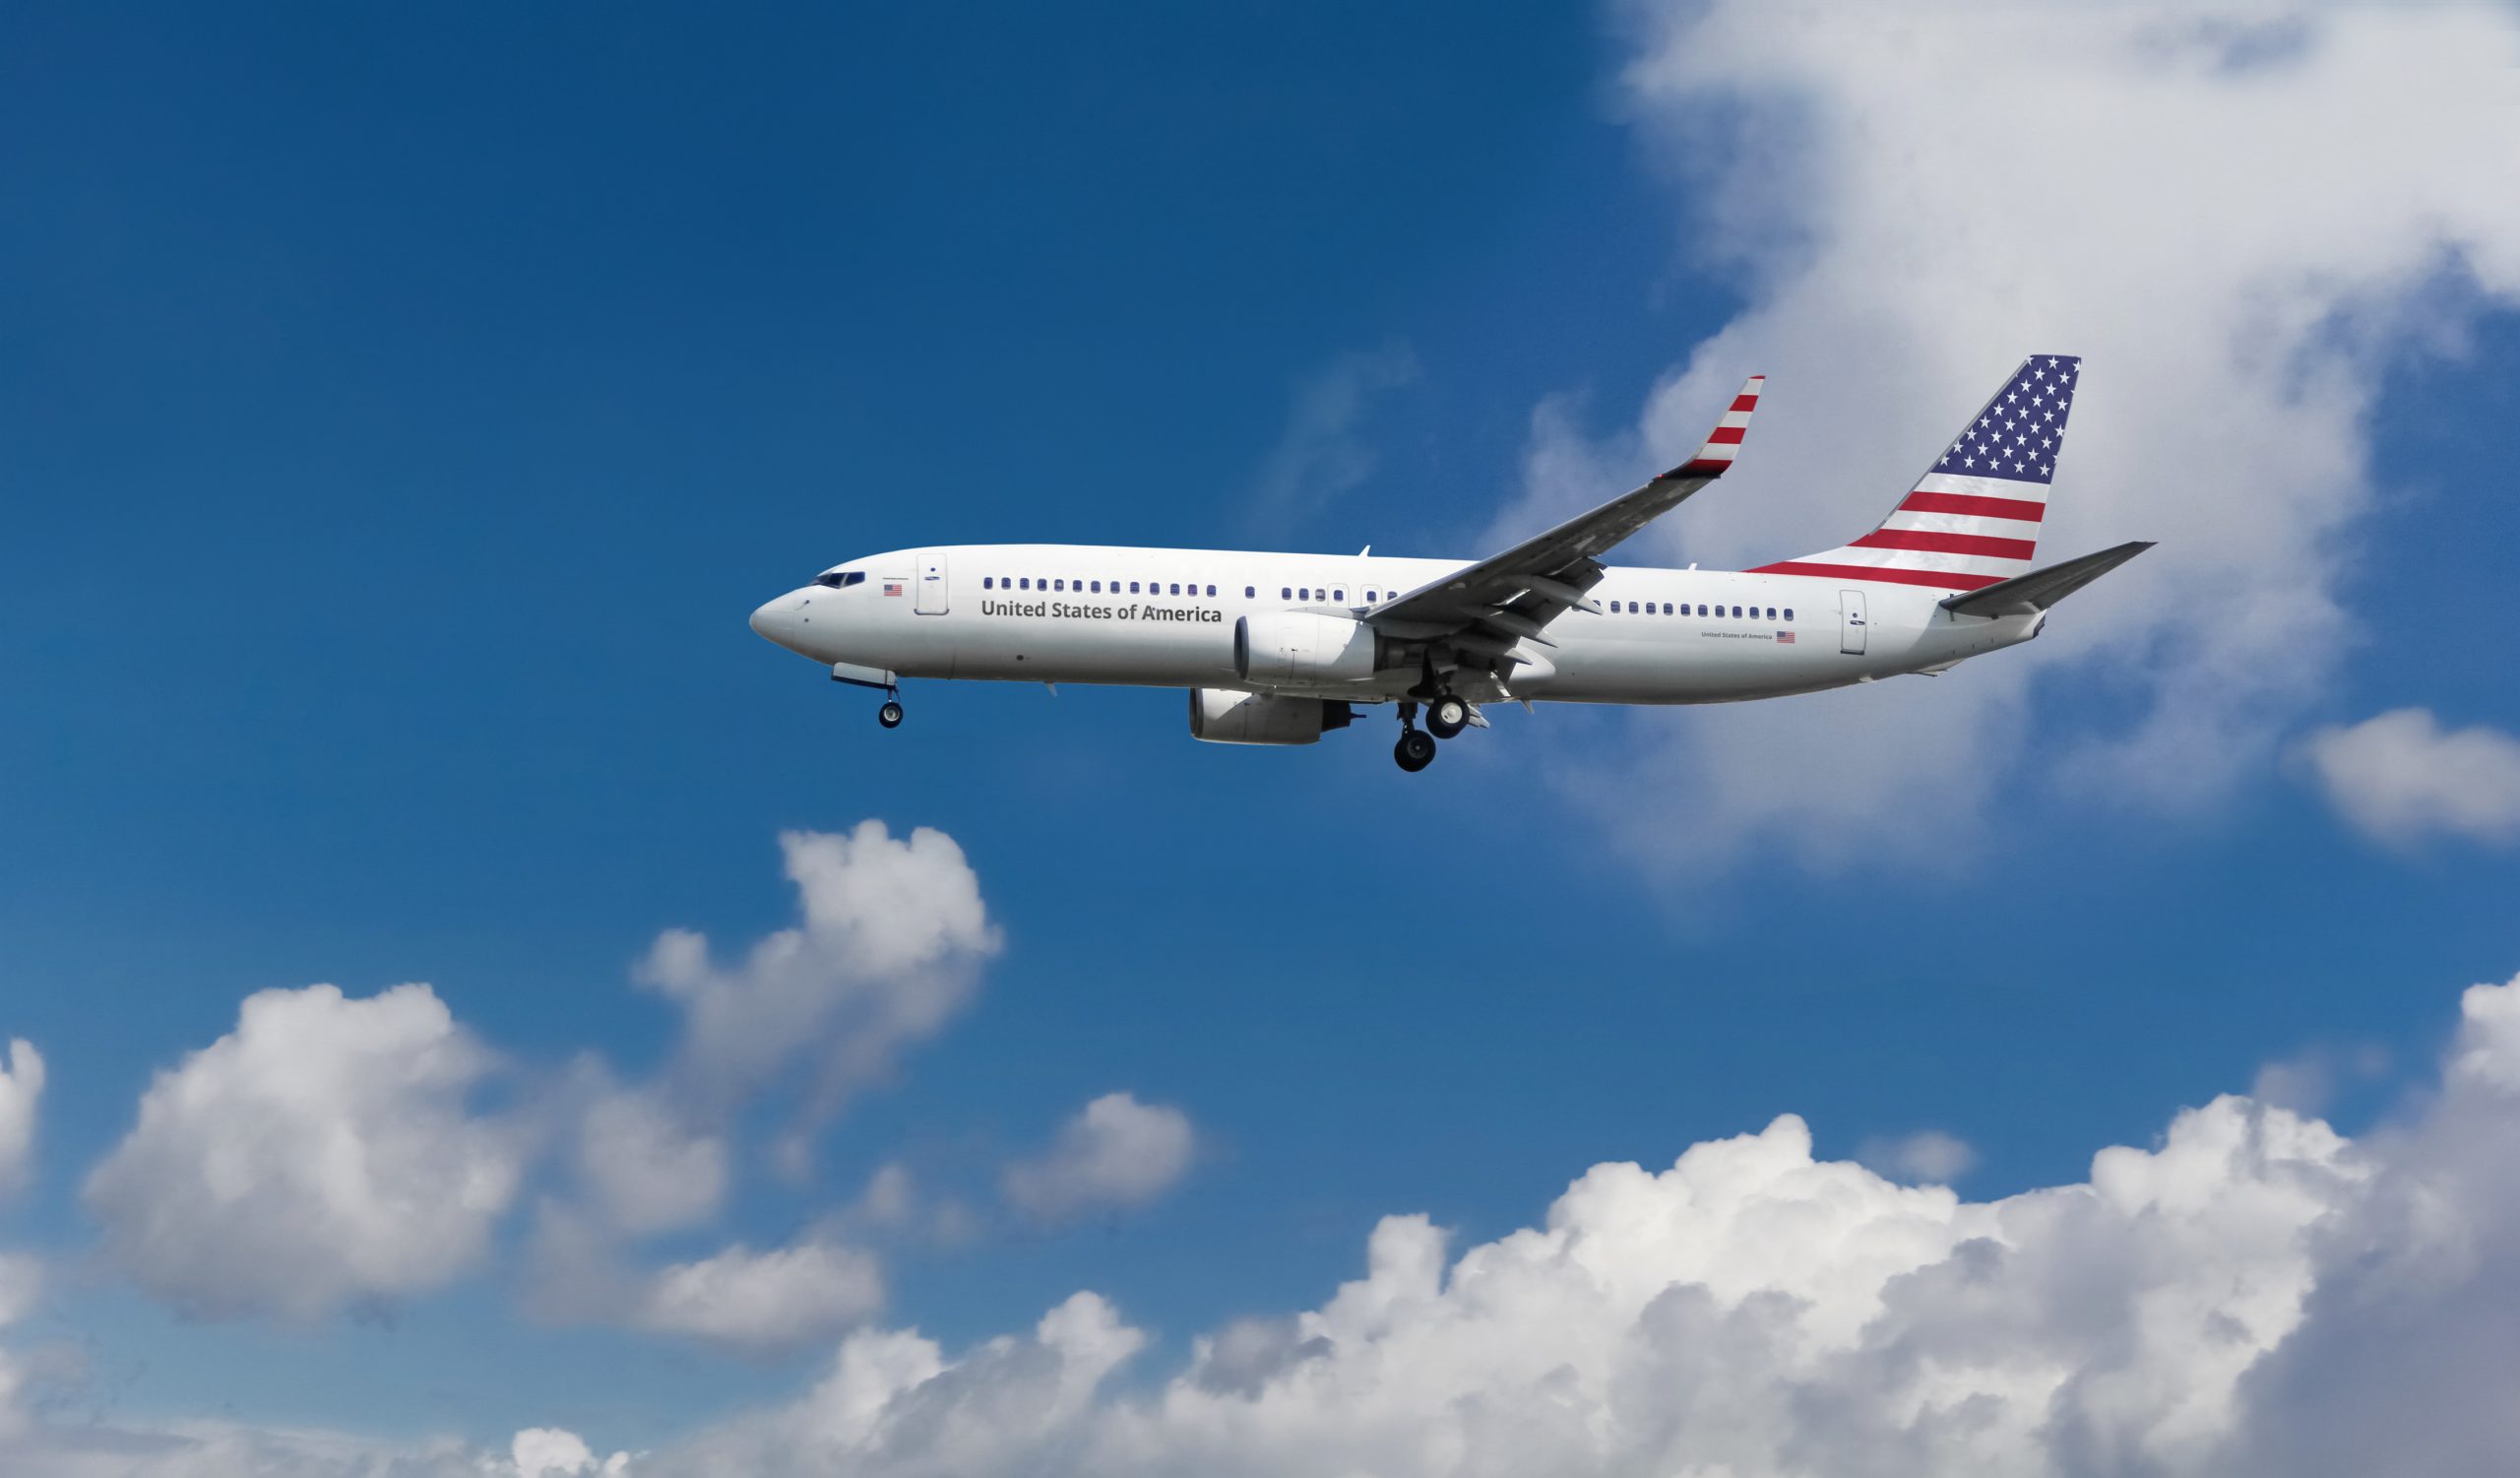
(1207, 584, 1217, 597)
(1299, 587, 1309, 600)
(1282, 587, 1292, 600)
(1663, 603, 1673, 614)
(1244, 585, 1255, 598)
(1334, 589, 1345, 602)
(981, 577, 992, 590)
(1785, 608, 1795, 621)
(1766, 607, 1776, 619)
(1018, 578, 1030, 590)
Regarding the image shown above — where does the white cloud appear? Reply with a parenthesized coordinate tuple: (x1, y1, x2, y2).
(1485, 1, 2520, 866)
(82, 983, 525, 1322)
(634, 1237, 887, 1358)
(1003, 1092, 1197, 1223)
(573, 1079, 727, 1236)
(0, 1421, 630, 1476)
(1856, 1126, 1979, 1184)
(0, 1040, 42, 1198)
(514, 1427, 632, 1477)
(639, 822, 1001, 1148)
(2301, 707, 2520, 848)
(626, 968, 2520, 1478)
(670, 1292, 1144, 1475)
(1246, 342, 1421, 535)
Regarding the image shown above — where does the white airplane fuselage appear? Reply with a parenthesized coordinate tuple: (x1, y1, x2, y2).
(748, 543, 2044, 706)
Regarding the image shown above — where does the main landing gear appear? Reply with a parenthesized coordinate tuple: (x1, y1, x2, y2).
(1392, 698, 1442, 773)
(878, 698, 904, 729)
(1424, 695, 1470, 740)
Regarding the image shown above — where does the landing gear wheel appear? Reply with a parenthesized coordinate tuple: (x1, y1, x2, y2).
(1425, 696, 1469, 740)
(878, 700, 905, 729)
(1394, 730, 1437, 772)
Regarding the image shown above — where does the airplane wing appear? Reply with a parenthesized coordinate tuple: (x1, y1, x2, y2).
(1367, 377, 1764, 657)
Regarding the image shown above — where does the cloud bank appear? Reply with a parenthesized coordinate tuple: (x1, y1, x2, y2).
(623, 969, 2520, 1478)
(1498, 0, 2520, 866)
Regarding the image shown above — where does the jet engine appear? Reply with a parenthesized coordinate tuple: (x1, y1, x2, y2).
(1233, 611, 1381, 684)
(1187, 688, 1356, 745)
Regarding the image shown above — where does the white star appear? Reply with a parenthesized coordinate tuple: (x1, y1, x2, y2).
(2006, 391, 2019, 404)
(2034, 367, 2046, 380)
(2043, 464, 2053, 476)
(2043, 411, 2054, 423)
(2013, 460, 2026, 472)
(2047, 356, 2058, 367)
(1964, 456, 1976, 469)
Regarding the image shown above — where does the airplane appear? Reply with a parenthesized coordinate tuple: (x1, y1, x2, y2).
(749, 354, 2150, 772)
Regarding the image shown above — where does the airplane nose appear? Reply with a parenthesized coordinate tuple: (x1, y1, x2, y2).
(751, 594, 806, 649)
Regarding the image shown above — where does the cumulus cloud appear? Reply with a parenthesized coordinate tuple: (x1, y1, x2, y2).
(2300, 706, 2520, 848)
(514, 1428, 632, 1477)
(1856, 1126, 1979, 1184)
(634, 1237, 887, 1358)
(1486, 0, 2520, 866)
(1245, 342, 1421, 536)
(0, 1040, 41, 1198)
(619, 968, 2520, 1478)
(1002, 1093, 1197, 1223)
(82, 984, 524, 1322)
(671, 1292, 1144, 1475)
(639, 822, 1001, 1153)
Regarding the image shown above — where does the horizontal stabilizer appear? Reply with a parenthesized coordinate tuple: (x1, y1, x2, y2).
(1940, 540, 2154, 617)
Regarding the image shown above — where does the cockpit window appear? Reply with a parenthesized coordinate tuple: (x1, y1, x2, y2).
(815, 571, 866, 589)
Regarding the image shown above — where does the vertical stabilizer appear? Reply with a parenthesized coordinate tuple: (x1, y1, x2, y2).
(1752, 354, 2080, 592)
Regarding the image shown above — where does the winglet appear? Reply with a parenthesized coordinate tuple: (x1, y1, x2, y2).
(1667, 375, 1764, 480)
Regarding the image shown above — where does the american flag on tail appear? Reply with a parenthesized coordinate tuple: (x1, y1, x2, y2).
(1750, 354, 2078, 592)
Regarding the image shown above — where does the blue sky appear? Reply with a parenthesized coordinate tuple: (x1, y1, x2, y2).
(6, 3, 2520, 1470)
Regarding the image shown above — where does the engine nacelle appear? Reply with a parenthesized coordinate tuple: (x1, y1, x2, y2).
(1188, 688, 1355, 745)
(1234, 611, 1380, 684)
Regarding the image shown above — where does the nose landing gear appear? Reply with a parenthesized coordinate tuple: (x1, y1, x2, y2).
(878, 698, 905, 729)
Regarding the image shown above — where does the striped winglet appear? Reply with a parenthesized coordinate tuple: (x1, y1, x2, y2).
(1669, 375, 1764, 479)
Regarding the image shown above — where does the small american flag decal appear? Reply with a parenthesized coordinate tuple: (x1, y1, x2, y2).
(883, 581, 904, 597)
(1777, 630, 1796, 644)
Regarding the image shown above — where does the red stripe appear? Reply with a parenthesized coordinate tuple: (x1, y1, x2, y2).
(1746, 560, 2005, 591)
(1729, 394, 1759, 412)
(1852, 528, 2037, 560)
(1899, 490, 2047, 522)
(1705, 425, 1745, 444)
